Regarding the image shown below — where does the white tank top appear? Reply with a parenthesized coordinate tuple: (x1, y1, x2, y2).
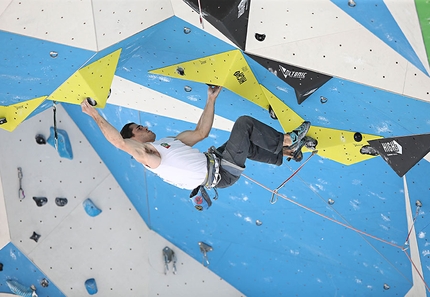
(145, 137, 207, 190)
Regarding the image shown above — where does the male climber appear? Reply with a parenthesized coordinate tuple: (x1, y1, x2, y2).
(81, 86, 313, 194)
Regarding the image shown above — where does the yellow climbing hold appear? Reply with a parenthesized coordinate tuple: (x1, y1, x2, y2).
(48, 49, 122, 108)
(0, 96, 47, 132)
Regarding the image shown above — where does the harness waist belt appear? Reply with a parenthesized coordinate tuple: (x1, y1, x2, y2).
(203, 152, 221, 188)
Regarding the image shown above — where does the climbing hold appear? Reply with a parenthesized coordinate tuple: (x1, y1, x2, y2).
(55, 197, 68, 207)
(268, 105, 277, 119)
(383, 283, 390, 290)
(255, 220, 263, 226)
(47, 127, 73, 159)
(348, 0, 356, 7)
(0, 117, 7, 125)
(320, 96, 328, 104)
(49, 51, 58, 58)
(83, 198, 102, 217)
(416, 200, 422, 207)
(176, 67, 185, 76)
(86, 97, 97, 106)
(360, 145, 379, 156)
(30, 232, 41, 242)
(85, 278, 98, 295)
(255, 33, 266, 41)
(184, 86, 192, 92)
(0, 262, 3, 271)
(40, 279, 49, 287)
(328, 198, 335, 205)
(6, 279, 35, 297)
(183, 27, 191, 34)
(353, 132, 363, 142)
(33, 197, 48, 207)
(35, 134, 46, 145)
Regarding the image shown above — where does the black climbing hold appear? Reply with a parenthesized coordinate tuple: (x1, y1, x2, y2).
(255, 33, 266, 41)
(176, 67, 185, 76)
(55, 197, 68, 207)
(0, 117, 7, 125)
(33, 197, 48, 207)
(184, 27, 191, 34)
(107, 88, 111, 99)
(354, 132, 363, 142)
(30, 232, 41, 242)
(348, 0, 356, 7)
(86, 97, 97, 106)
(40, 278, 49, 287)
(0, 263, 3, 271)
(268, 105, 277, 119)
(320, 96, 328, 104)
(184, 86, 192, 92)
(35, 134, 46, 145)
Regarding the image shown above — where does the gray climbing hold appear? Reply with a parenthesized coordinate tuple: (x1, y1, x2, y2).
(85, 278, 98, 295)
(55, 197, 68, 207)
(33, 197, 48, 207)
(30, 232, 41, 242)
(83, 198, 102, 217)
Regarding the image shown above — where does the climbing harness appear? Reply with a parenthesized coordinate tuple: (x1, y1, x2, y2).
(17, 167, 25, 200)
(270, 150, 318, 204)
(190, 151, 221, 211)
(163, 246, 177, 275)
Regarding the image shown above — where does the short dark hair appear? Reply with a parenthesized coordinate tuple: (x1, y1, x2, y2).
(120, 122, 135, 139)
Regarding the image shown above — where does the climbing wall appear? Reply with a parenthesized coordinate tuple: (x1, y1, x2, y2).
(0, 105, 243, 297)
(1, 0, 430, 296)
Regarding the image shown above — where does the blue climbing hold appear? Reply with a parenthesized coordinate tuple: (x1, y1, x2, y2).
(83, 198, 102, 217)
(47, 126, 73, 160)
(85, 278, 98, 295)
(6, 279, 34, 297)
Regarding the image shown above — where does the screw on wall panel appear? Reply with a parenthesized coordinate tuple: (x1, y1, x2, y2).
(320, 96, 328, 103)
(198, 242, 213, 267)
(184, 27, 191, 34)
(348, 0, 356, 7)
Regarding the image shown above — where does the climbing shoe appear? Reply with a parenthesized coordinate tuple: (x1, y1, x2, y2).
(287, 121, 311, 151)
